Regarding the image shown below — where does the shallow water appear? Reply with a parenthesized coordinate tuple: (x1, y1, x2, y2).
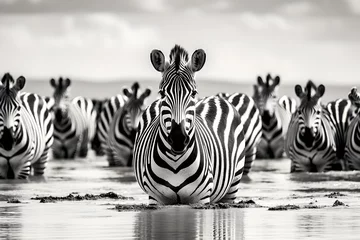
(1, 153, 360, 240)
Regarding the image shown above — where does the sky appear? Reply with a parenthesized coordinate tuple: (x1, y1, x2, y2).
(0, 0, 359, 85)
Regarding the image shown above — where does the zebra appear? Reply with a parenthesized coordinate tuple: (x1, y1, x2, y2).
(215, 92, 262, 175)
(253, 74, 296, 159)
(133, 45, 245, 205)
(96, 94, 128, 161)
(285, 81, 340, 172)
(0, 73, 53, 179)
(90, 98, 108, 156)
(107, 82, 151, 166)
(49, 77, 96, 159)
(344, 87, 360, 170)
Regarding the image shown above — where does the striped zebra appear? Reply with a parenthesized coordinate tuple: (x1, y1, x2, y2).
(253, 74, 296, 159)
(97, 94, 127, 161)
(49, 77, 96, 159)
(285, 81, 340, 172)
(0, 73, 53, 179)
(215, 92, 262, 175)
(90, 98, 108, 156)
(344, 87, 360, 170)
(107, 82, 151, 166)
(133, 45, 245, 205)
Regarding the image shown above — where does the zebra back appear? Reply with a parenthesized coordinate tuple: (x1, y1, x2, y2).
(216, 92, 262, 175)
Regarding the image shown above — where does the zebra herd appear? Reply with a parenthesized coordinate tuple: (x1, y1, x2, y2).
(1, 44, 360, 204)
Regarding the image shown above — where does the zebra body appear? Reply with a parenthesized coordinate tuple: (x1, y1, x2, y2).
(326, 99, 353, 169)
(285, 82, 339, 172)
(107, 82, 151, 166)
(253, 74, 296, 159)
(0, 73, 53, 179)
(97, 94, 127, 162)
(344, 87, 360, 170)
(90, 98, 108, 156)
(50, 78, 96, 159)
(216, 92, 262, 175)
(134, 45, 245, 205)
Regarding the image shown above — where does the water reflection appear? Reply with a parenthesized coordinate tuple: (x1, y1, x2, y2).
(134, 207, 244, 240)
(0, 206, 22, 240)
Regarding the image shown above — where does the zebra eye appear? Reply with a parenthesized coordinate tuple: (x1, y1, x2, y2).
(316, 110, 321, 114)
(159, 90, 166, 99)
(17, 106, 21, 111)
(191, 90, 198, 98)
(297, 110, 302, 115)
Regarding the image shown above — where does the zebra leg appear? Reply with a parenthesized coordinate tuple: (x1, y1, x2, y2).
(149, 196, 160, 205)
(78, 131, 90, 158)
(32, 148, 50, 175)
(243, 147, 256, 175)
(219, 160, 244, 203)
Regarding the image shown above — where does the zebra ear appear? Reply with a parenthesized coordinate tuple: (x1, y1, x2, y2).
(123, 87, 132, 98)
(13, 76, 26, 91)
(150, 50, 166, 72)
(273, 76, 280, 86)
(191, 49, 206, 72)
(295, 85, 303, 98)
(317, 84, 325, 98)
(64, 78, 71, 88)
(257, 76, 264, 86)
(253, 85, 259, 94)
(141, 89, 151, 100)
(50, 78, 56, 88)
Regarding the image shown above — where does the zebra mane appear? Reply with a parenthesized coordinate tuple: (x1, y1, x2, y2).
(305, 80, 317, 100)
(1, 73, 14, 93)
(131, 82, 140, 98)
(169, 45, 189, 71)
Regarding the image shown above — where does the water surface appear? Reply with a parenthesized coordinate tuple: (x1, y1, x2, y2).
(1, 154, 359, 240)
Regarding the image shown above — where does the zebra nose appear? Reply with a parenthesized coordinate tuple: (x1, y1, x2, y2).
(0, 127, 15, 151)
(168, 120, 189, 152)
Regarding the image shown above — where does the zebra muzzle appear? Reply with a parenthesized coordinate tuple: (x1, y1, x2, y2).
(168, 120, 189, 153)
(0, 127, 15, 151)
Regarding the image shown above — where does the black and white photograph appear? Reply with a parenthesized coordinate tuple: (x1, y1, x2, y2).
(0, 0, 359, 239)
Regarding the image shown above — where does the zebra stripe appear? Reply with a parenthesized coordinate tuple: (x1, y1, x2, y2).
(344, 87, 360, 170)
(216, 92, 262, 175)
(326, 98, 354, 169)
(90, 98, 108, 156)
(97, 94, 127, 162)
(50, 77, 96, 159)
(107, 82, 151, 166)
(0, 73, 53, 179)
(285, 82, 339, 172)
(134, 45, 245, 205)
(253, 74, 296, 159)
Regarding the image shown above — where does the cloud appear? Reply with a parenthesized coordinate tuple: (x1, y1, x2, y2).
(238, 12, 292, 30)
(346, 0, 360, 14)
(278, 1, 316, 16)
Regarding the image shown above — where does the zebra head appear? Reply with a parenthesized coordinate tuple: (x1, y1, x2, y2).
(0, 73, 26, 151)
(150, 45, 206, 154)
(49, 77, 71, 122)
(295, 81, 325, 142)
(122, 82, 151, 134)
(253, 73, 280, 118)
